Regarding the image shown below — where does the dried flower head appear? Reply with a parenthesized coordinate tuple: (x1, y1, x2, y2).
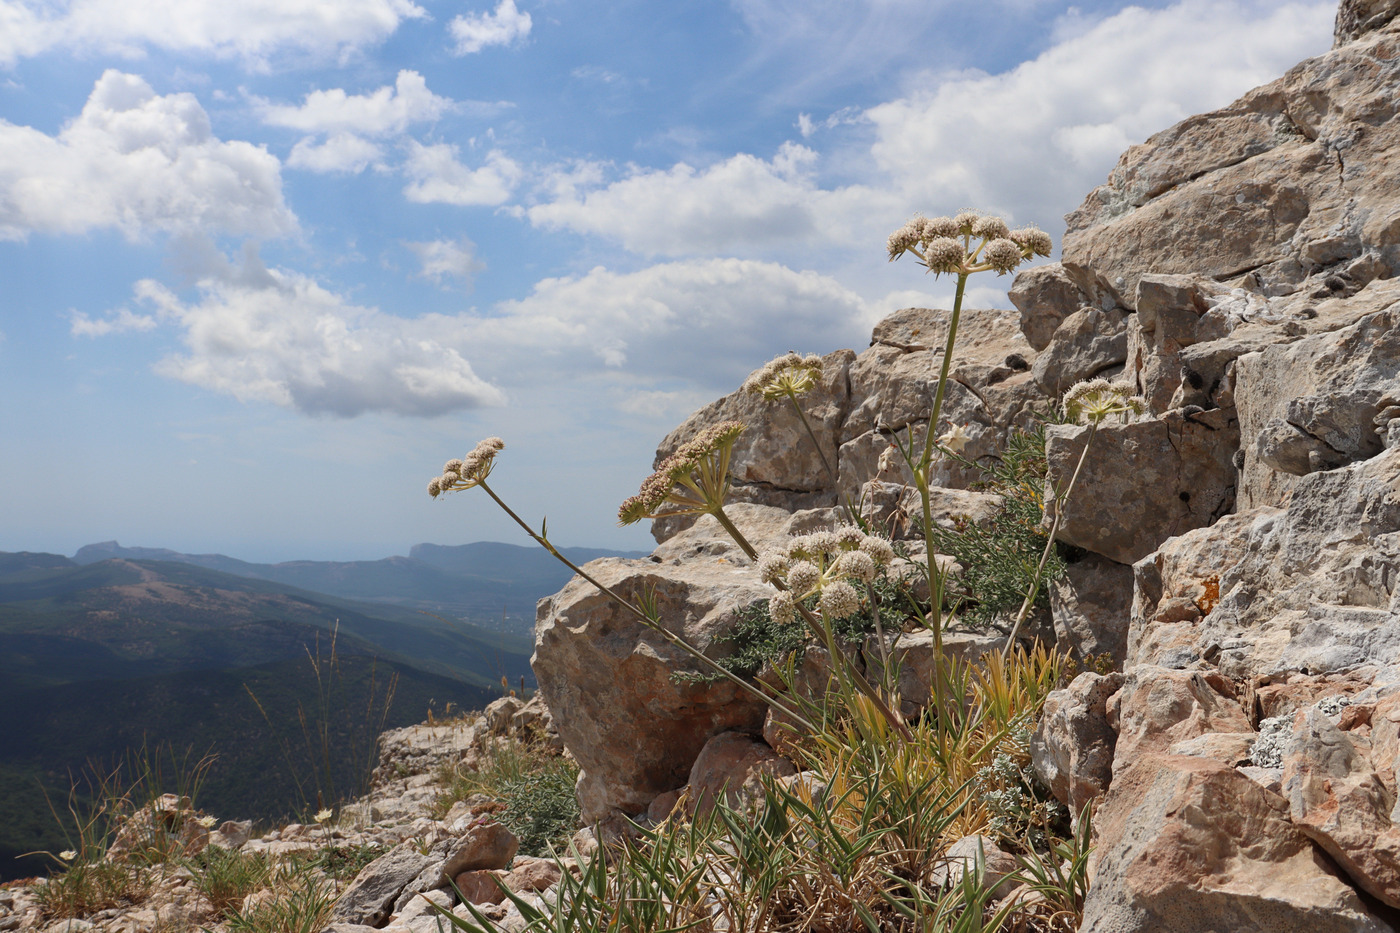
(768, 590, 796, 626)
(972, 216, 1010, 240)
(1062, 379, 1149, 425)
(886, 210, 1048, 279)
(757, 551, 790, 584)
(59, 850, 77, 861)
(618, 421, 745, 525)
(196, 815, 218, 829)
(936, 423, 972, 455)
(744, 351, 824, 400)
(984, 238, 1024, 274)
(428, 438, 504, 498)
(315, 808, 334, 824)
(787, 560, 821, 595)
(834, 549, 877, 583)
(818, 580, 861, 619)
(1010, 226, 1053, 257)
(858, 535, 896, 565)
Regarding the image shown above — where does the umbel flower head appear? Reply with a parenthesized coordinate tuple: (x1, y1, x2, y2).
(428, 437, 505, 497)
(758, 526, 896, 623)
(886, 210, 1052, 278)
(1062, 379, 1148, 425)
(618, 421, 746, 525)
(743, 352, 824, 401)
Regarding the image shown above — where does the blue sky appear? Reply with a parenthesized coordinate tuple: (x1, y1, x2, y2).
(0, 0, 1334, 561)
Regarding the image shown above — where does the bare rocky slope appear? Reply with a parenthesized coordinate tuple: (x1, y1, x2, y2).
(529, 1, 1400, 928)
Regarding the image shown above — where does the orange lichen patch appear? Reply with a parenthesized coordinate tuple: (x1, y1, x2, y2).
(1196, 576, 1221, 615)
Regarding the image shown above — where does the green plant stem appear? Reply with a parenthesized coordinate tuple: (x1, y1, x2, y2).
(710, 506, 760, 562)
(787, 395, 836, 488)
(918, 271, 968, 730)
(1003, 420, 1099, 655)
(475, 480, 815, 733)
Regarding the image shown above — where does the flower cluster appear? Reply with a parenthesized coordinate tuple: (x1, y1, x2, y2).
(618, 421, 746, 525)
(1061, 379, 1148, 426)
(428, 437, 505, 497)
(758, 526, 896, 623)
(886, 210, 1052, 277)
(743, 351, 824, 401)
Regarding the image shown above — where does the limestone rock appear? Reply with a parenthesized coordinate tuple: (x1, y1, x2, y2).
(1236, 304, 1400, 510)
(1197, 446, 1400, 679)
(440, 820, 519, 882)
(933, 835, 1020, 901)
(1031, 671, 1124, 814)
(451, 870, 507, 906)
(1110, 666, 1252, 774)
(1129, 510, 1265, 670)
(1051, 553, 1133, 667)
(1282, 697, 1400, 908)
(1008, 262, 1086, 351)
(1336, 0, 1400, 44)
(684, 731, 795, 818)
(533, 556, 772, 823)
(1030, 307, 1128, 397)
(1063, 15, 1400, 314)
(1081, 754, 1387, 933)
(1044, 409, 1239, 565)
(330, 842, 436, 926)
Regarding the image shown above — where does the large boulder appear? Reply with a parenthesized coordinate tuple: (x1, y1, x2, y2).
(1062, 14, 1400, 314)
(1050, 553, 1133, 666)
(533, 554, 773, 823)
(1043, 409, 1239, 565)
(1081, 755, 1388, 933)
(1236, 301, 1400, 509)
(1109, 666, 1253, 774)
(1007, 261, 1087, 351)
(1030, 671, 1124, 814)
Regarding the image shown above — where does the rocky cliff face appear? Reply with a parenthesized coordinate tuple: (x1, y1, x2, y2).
(531, 1, 1400, 927)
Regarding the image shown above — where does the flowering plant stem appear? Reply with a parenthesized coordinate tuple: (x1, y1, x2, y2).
(787, 396, 837, 488)
(1002, 420, 1099, 655)
(709, 503, 913, 742)
(475, 479, 817, 733)
(912, 271, 968, 733)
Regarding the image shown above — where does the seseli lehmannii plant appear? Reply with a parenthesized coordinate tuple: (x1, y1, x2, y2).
(885, 210, 1051, 723)
(743, 352, 837, 486)
(427, 434, 819, 734)
(1003, 377, 1146, 650)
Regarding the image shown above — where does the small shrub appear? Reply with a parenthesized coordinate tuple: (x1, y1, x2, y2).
(495, 757, 580, 857)
(308, 842, 382, 882)
(33, 857, 151, 920)
(226, 865, 337, 933)
(185, 845, 271, 917)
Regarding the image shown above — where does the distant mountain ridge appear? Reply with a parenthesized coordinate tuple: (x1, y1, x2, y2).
(71, 539, 647, 627)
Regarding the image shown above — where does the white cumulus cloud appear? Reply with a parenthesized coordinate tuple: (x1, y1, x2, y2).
(450, 0, 532, 55)
(865, 0, 1336, 229)
(130, 263, 505, 418)
(406, 238, 486, 287)
(0, 0, 426, 68)
(526, 0, 1333, 262)
(257, 70, 454, 136)
(70, 307, 158, 337)
(403, 142, 521, 206)
(528, 142, 891, 256)
(286, 132, 384, 173)
(0, 70, 295, 241)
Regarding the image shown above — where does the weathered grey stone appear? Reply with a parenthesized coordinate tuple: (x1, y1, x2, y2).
(1236, 305, 1400, 509)
(440, 821, 519, 882)
(533, 556, 772, 823)
(1111, 666, 1252, 775)
(1081, 755, 1387, 933)
(1031, 672, 1124, 814)
(856, 480, 1002, 542)
(1007, 262, 1086, 351)
(330, 842, 436, 926)
(1051, 553, 1133, 667)
(1044, 409, 1239, 565)
(1030, 307, 1128, 397)
(1198, 446, 1400, 679)
(1063, 17, 1400, 313)
(1336, 0, 1400, 45)
(1129, 510, 1264, 670)
(1282, 696, 1400, 907)
(684, 731, 795, 818)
